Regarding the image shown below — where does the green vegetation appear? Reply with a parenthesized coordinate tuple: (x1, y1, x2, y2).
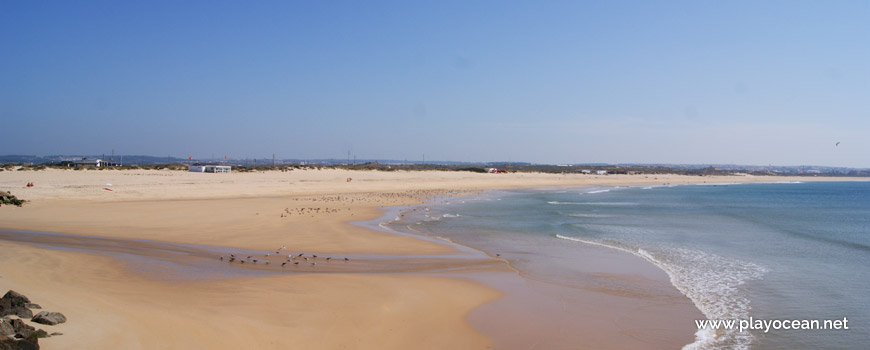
(1, 192, 24, 206)
(1, 161, 867, 177)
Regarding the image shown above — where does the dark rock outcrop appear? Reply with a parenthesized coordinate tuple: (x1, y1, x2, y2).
(0, 318, 13, 337)
(0, 292, 32, 319)
(0, 334, 39, 350)
(30, 313, 65, 326)
(8, 319, 35, 339)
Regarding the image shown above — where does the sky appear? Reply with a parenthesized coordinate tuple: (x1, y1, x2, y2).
(2, 1, 868, 167)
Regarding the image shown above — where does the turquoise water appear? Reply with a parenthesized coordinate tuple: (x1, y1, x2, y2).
(392, 182, 869, 350)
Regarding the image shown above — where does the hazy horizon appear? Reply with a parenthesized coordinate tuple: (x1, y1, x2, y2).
(3, 2, 868, 167)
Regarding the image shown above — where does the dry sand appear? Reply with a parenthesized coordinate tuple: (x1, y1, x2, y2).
(0, 168, 864, 349)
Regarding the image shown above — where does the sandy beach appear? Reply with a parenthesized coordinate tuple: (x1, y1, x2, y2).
(0, 168, 863, 349)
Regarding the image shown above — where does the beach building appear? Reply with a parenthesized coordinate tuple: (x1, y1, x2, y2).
(188, 164, 232, 173)
(72, 158, 117, 167)
(596, 170, 608, 175)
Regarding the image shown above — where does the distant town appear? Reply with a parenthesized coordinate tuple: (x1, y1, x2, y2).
(1, 154, 868, 177)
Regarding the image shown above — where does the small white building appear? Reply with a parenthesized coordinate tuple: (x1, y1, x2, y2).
(579, 169, 592, 174)
(189, 164, 231, 173)
(595, 170, 608, 175)
(73, 158, 115, 167)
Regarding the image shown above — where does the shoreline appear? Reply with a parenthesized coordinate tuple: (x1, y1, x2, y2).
(382, 187, 704, 349)
(2, 169, 868, 349)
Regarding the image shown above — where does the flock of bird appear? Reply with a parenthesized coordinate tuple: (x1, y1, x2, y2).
(219, 244, 349, 268)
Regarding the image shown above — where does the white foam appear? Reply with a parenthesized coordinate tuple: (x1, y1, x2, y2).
(548, 201, 638, 206)
(690, 182, 743, 186)
(585, 189, 611, 194)
(555, 234, 766, 350)
(564, 213, 612, 218)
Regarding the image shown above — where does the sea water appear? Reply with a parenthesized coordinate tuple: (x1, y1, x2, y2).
(388, 182, 869, 350)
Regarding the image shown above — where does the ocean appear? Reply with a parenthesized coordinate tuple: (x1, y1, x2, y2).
(387, 181, 869, 350)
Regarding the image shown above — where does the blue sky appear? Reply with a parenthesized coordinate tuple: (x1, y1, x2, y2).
(2, 1, 868, 166)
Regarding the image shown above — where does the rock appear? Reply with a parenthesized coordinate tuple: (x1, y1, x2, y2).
(32, 331, 47, 340)
(0, 293, 28, 306)
(0, 334, 39, 350)
(20, 306, 37, 311)
(30, 313, 65, 326)
(0, 318, 13, 337)
(48, 333, 61, 337)
(0, 292, 32, 319)
(8, 319, 34, 339)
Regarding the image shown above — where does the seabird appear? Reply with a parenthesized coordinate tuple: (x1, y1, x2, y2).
(220, 256, 224, 261)
(836, 142, 841, 146)
(281, 262, 287, 267)
(294, 262, 299, 265)
(344, 257, 349, 261)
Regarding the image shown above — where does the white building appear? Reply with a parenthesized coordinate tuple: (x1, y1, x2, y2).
(595, 170, 608, 175)
(72, 158, 116, 167)
(189, 164, 231, 173)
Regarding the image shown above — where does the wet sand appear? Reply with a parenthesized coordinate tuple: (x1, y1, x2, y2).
(1, 169, 862, 349)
